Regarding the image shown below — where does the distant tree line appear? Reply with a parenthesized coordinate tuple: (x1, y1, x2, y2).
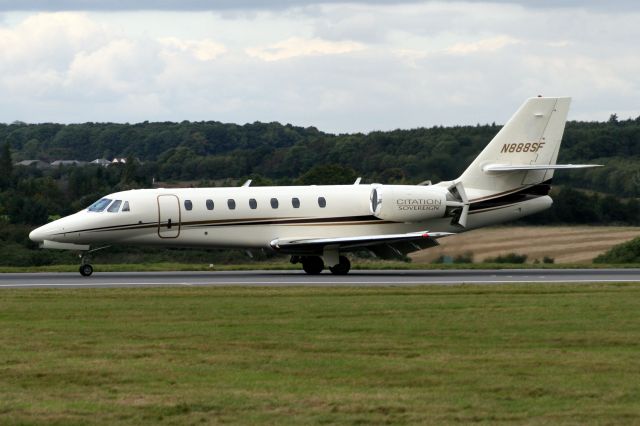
(520, 187, 640, 226)
(3, 116, 640, 194)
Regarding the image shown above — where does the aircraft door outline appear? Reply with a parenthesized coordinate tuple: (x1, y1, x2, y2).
(157, 194, 181, 238)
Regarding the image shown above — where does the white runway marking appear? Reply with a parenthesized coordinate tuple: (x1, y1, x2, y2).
(2, 279, 640, 288)
(1, 270, 639, 289)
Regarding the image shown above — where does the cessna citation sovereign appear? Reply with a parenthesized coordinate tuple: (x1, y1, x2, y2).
(30, 97, 599, 276)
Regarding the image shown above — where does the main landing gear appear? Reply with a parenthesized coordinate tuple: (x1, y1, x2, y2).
(329, 256, 351, 275)
(79, 263, 93, 277)
(291, 255, 351, 275)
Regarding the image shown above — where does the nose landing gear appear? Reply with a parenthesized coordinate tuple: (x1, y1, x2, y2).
(77, 246, 110, 277)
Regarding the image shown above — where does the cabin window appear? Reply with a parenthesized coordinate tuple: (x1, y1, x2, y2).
(318, 197, 327, 208)
(292, 197, 300, 208)
(249, 198, 257, 209)
(227, 199, 236, 210)
(87, 198, 112, 212)
(122, 201, 130, 212)
(206, 199, 214, 210)
(107, 200, 122, 213)
(270, 198, 279, 209)
(184, 200, 193, 211)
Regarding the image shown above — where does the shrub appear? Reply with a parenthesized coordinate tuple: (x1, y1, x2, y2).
(433, 252, 474, 264)
(594, 237, 640, 263)
(454, 252, 474, 263)
(484, 253, 528, 264)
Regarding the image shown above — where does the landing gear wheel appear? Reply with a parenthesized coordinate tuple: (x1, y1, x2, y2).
(77, 246, 110, 277)
(329, 256, 351, 275)
(302, 256, 324, 275)
(79, 264, 93, 277)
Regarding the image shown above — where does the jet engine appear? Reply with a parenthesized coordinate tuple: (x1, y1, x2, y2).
(370, 185, 448, 222)
(370, 182, 470, 226)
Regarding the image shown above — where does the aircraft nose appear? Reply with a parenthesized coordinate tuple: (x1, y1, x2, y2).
(29, 225, 48, 243)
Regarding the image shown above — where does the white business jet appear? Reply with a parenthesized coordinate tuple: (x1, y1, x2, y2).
(30, 97, 599, 276)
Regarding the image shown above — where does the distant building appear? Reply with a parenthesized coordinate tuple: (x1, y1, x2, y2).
(15, 160, 50, 169)
(111, 158, 127, 165)
(91, 158, 111, 167)
(50, 160, 87, 167)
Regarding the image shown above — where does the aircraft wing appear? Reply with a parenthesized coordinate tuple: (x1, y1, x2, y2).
(270, 231, 454, 260)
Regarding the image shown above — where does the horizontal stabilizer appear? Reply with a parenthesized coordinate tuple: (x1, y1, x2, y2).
(483, 164, 602, 173)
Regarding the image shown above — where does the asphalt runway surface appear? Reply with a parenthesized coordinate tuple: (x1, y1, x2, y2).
(0, 269, 639, 289)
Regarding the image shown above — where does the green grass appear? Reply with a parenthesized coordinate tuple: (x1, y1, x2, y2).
(2, 261, 640, 273)
(1, 284, 640, 424)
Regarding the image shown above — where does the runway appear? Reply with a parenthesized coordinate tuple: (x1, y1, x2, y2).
(0, 269, 639, 289)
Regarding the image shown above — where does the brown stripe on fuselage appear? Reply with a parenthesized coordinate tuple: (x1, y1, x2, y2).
(55, 215, 392, 235)
(189, 215, 386, 228)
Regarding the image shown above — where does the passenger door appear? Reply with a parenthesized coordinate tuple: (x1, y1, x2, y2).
(157, 195, 180, 238)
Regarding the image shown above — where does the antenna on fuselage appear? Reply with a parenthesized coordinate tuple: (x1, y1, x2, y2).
(241, 179, 252, 187)
(353, 177, 362, 185)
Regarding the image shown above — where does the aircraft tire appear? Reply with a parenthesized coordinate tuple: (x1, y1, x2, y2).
(329, 256, 351, 275)
(302, 256, 324, 275)
(79, 264, 94, 277)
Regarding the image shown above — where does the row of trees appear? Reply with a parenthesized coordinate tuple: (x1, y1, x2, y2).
(3, 116, 640, 195)
(522, 187, 640, 226)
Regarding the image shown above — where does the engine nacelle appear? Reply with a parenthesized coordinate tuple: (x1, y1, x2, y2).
(370, 185, 448, 223)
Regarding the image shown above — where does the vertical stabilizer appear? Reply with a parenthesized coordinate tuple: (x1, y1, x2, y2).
(457, 97, 571, 195)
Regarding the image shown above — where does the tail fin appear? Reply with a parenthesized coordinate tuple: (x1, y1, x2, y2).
(458, 97, 572, 194)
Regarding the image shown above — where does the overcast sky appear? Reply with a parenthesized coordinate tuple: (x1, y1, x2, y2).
(0, 1, 638, 133)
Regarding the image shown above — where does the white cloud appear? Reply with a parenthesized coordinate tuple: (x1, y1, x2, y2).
(66, 39, 150, 96)
(245, 36, 365, 61)
(0, 5, 638, 132)
(159, 37, 227, 61)
(0, 12, 107, 71)
(445, 35, 520, 55)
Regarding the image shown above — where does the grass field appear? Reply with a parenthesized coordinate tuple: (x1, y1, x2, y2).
(1, 284, 639, 424)
(411, 226, 640, 264)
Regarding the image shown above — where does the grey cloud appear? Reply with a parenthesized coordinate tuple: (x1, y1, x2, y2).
(0, 0, 404, 12)
(0, 0, 639, 12)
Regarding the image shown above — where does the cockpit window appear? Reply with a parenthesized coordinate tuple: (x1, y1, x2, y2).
(122, 201, 130, 212)
(87, 198, 112, 212)
(107, 200, 122, 213)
